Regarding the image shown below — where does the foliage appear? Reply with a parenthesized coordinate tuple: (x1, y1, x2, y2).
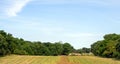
(0, 30, 74, 56)
(62, 43, 74, 55)
(91, 33, 120, 59)
(75, 47, 91, 54)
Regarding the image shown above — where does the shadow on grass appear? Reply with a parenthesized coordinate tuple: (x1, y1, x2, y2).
(112, 58, 120, 61)
(0, 55, 4, 58)
(95, 56, 120, 61)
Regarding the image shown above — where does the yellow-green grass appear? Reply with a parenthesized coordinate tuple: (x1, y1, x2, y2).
(1, 55, 120, 64)
(68, 56, 120, 64)
(0, 55, 60, 64)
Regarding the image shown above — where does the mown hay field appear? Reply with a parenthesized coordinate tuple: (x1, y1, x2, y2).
(0, 55, 60, 64)
(68, 56, 120, 64)
(0, 55, 120, 64)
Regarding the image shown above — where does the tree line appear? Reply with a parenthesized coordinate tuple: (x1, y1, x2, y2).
(0, 30, 74, 56)
(1, 30, 119, 58)
(91, 33, 120, 59)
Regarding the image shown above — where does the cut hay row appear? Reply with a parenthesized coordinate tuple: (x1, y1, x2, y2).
(1, 55, 120, 64)
(57, 56, 72, 64)
(68, 56, 120, 64)
(0, 55, 60, 64)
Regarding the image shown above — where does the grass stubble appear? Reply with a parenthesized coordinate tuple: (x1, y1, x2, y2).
(0, 55, 120, 64)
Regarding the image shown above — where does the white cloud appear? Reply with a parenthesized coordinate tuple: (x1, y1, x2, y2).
(0, 0, 31, 17)
(0, 0, 119, 17)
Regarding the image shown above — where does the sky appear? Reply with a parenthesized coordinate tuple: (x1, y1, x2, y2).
(0, 0, 120, 49)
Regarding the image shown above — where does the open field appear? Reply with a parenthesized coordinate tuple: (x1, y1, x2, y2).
(0, 55, 60, 64)
(68, 56, 120, 64)
(0, 55, 120, 64)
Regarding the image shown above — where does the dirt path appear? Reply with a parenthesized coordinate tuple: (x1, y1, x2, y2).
(57, 56, 72, 64)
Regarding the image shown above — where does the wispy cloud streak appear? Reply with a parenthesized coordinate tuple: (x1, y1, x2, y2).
(0, 0, 31, 17)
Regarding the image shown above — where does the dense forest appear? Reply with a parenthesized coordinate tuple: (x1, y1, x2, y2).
(91, 33, 120, 59)
(0, 30, 91, 56)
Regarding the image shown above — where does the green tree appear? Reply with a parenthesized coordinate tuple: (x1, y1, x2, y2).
(0, 34, 10, 55)
(62, 43, 74, 55)
(91, 33, 120, 58)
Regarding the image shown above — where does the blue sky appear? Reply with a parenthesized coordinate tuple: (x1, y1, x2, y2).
(0, 0, 120, 49)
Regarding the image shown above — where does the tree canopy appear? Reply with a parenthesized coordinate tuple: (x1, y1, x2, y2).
(91, 33, 120, 59)
(0, 30, 74, 56)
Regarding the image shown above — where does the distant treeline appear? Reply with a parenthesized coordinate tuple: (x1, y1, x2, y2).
(0, 30, 75, 56)
(91, 33, 120, 59)
(0, 30, 92, 56)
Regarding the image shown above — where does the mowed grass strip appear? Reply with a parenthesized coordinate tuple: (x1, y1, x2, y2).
(68, 56, 120, 64)
(57, 56, 72, 64)
(30, 56, 60, 64)
(0, 55, 60, 64)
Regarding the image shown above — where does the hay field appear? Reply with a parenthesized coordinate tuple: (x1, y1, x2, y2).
(0, 55, 60, 64)
(0, 55, 120, 64)
(68, 56, 120, 64)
